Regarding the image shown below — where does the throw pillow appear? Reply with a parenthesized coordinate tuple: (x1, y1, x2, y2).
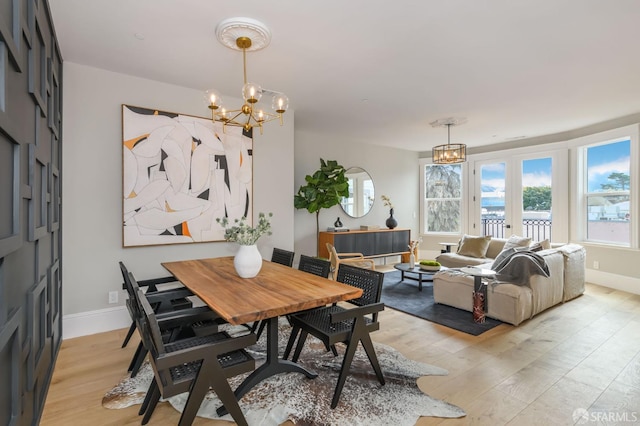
(502, 235, 531, 251)
(529, 239, 551, 252)
(456, 235, 492, 258)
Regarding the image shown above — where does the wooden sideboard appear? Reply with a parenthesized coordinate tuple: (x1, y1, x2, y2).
(319, 228, 411, 262)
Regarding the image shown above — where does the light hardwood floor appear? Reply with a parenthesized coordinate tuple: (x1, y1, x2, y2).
(41, 281, 640, 425)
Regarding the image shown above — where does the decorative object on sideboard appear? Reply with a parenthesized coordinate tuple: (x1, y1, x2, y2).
(294, 159, 349, 255)
(334, 217, 343, 227)
(381, 195, 397, 229)
(360, 225, 380, 230)
(430, 117, 467, 164)
(216, 212, 272, 278)
(386, 209, 398, 229)
(204, 17, 288, 135)
(326, 227, 350, 232)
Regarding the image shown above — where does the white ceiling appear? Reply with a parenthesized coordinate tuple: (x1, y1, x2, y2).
(49, 0, 640, 152)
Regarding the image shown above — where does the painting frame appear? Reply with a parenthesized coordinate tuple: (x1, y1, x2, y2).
(122, 104, 253, 247)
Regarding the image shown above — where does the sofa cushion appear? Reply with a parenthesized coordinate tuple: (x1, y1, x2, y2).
(502, 235, 532, 251)
(529, 239, 551, 252)
(485, 238, 508, 259)
(435, 252, 490, 268)
(457, 235, 492, 258)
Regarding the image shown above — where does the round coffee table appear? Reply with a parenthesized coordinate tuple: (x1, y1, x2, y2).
(393, 263, 446, 291)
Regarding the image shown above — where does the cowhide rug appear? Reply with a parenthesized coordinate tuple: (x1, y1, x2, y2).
(103, 321, 465, 425)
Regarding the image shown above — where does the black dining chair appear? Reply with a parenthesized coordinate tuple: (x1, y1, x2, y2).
(119, 261, 193, 349)
(279, 254, 333, 356)
(120, 262, 221, 377)
(271, 247, 295, 266)
(132, 281, 256, 426)
(283, 263, 385, 408)
(298, 254, 331, 278)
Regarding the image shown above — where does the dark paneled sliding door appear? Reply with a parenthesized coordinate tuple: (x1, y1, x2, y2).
(0, 0, 63, 424)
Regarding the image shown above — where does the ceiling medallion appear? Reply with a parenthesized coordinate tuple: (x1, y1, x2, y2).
(204, 17, 288, 134)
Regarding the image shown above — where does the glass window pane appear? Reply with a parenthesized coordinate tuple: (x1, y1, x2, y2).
(426, 200, 461, 233)
(586, 194, 630, 243)
(587, 140, 630, 193)
(424, 164, 462, 234)
(425, 165, 461, 198)
(480, 162, 505, 237)
(522, 158, 552, 241)
(585, 138, 631, 245)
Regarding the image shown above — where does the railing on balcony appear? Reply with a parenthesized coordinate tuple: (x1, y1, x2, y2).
(481, 218, 552, 241)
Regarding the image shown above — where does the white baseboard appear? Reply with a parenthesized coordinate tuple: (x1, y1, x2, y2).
(586, 269, 640, 295)
(62, 305, 130, 340)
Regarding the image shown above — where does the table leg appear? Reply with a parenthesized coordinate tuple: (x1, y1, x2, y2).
(418, 275, 423, 291)
(217, 316, 318, 416)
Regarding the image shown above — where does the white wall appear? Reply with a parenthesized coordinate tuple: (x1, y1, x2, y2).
(61, 63, 295, 319)
(293, 129, 420, 258)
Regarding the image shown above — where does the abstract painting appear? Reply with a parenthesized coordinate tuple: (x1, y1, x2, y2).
(122, 105, 253, 247)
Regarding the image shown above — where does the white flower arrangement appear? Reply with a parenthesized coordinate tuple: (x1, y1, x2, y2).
(216, 212, 273, 245)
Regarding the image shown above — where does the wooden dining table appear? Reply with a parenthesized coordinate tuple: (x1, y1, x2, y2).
(161, 256, 363, 411)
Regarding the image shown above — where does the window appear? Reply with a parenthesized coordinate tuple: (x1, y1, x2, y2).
(521, 157, 552, 241)
(423, 164, 463, 233)
(584, 139, 631, 245)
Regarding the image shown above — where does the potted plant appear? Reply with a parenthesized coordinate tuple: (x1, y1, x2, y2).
(216, 212, 273, 278)
(294, 159, 349, 255)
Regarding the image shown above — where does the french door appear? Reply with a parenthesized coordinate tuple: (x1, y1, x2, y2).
(470, 151, 568, 242)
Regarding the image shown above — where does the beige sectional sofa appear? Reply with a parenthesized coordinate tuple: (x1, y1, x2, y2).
(433, 236, 586, 326)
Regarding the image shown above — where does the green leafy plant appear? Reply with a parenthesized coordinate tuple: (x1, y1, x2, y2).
(419, 260, 441, 267)
(216, 212, 273, 245)
(294, 159, 349, 254)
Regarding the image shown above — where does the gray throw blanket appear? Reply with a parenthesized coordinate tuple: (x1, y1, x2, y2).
(491, 248, 549, 286)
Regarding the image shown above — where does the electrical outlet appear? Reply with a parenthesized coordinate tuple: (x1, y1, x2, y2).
(108, 291, 118, 304)
(593, 260, 600, 270)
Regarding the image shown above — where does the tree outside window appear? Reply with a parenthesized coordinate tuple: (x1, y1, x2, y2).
(424, 164, 462, 233)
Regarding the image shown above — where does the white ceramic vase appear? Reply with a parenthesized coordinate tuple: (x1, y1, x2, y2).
(234, 244, 263, 278)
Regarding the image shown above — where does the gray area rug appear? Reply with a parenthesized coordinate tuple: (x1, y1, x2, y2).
(382, 270, 502, 336)
(103, 320, 465, 425)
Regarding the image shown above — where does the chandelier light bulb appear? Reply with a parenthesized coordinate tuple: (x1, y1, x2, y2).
(242, 82, 262, 104)
(205, 90, 223, 109)
(272, 94, 289, 113)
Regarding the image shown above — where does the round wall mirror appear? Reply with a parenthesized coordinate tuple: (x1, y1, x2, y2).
(340, 167, 375, 218)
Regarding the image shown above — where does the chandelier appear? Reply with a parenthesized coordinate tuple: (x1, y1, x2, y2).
(205, 18, 288, 134)
(430, 117, 467, 164)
